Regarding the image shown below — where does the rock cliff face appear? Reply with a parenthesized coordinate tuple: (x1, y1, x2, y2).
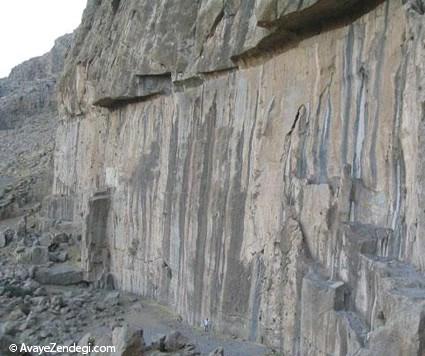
(0, 35, 72, 219)
(54, 0, 425, 354)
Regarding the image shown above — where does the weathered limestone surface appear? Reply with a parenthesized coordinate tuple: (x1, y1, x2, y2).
(54, 0, 425, 354)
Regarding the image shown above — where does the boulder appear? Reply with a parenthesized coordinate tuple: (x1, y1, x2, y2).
(34, 264, 83, 285)
(149, 335, 166, 352)
(209, 347, 224, 356)
(0, 324, 16, 356)
(33, 287, 47, 296)
(164, 331, 189, 352)
(95, 291, 120, 312)
(22, 279, 40, 294)
(16, 246, 49, 265)
(78, 327, 114, 355)
(22, 311, 37, 330)
(51, 232, 70, 244)
(18, 302, 31, 316)
(182, 344, 200, 356)
(0, 228, 14, 248)
(2, 285, 32, 298)
(150, 331, 189, 353)
(8, 307, 26, 321)
(49, 250, 68, 263)
(112, 323, 144, 356)
(104, 291, 120, 306)
(50, 295, 65, 308)
(3, 321, 19, 336)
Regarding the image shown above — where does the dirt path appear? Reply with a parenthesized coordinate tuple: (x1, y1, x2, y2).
(121, 296, 271, 356)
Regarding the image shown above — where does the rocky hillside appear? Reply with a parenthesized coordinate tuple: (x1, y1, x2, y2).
(0, 34, 72, 220)
(47, 0, 425, 355)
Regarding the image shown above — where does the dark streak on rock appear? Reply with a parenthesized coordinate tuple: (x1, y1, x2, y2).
(370, 1, 390, 188)
(390, 37, 409, 258)
(312, 77, 332, 183)
(246, 90, 260, 187)
(194, 95, 217, 319)
(341, 25, 354, 167)
(161, 112, 179, 302)
(221, 127, 250, 329)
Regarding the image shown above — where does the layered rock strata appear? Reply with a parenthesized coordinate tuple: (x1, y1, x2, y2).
(54, 0, 425, 354)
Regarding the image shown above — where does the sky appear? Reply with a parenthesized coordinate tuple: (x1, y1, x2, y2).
(0, 0, 87, 78)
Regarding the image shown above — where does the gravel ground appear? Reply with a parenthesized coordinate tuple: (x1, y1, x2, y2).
(125, 297, 271, 356)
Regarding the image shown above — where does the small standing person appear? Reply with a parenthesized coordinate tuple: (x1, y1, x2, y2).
(203, 318, 209, 332)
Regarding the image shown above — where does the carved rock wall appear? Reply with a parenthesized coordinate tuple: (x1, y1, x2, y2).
(54, 0, 425, 354)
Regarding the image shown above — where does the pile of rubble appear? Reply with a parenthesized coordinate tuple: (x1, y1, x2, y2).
(0, 213, 227, 356)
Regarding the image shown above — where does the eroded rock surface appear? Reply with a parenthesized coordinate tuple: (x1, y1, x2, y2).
(1, 0, 423, 355)
(51, 0, 425, 354)
(0, 34, 72, 220)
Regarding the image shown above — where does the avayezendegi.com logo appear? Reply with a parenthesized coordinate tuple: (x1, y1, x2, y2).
(9, 342, 116, 355)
